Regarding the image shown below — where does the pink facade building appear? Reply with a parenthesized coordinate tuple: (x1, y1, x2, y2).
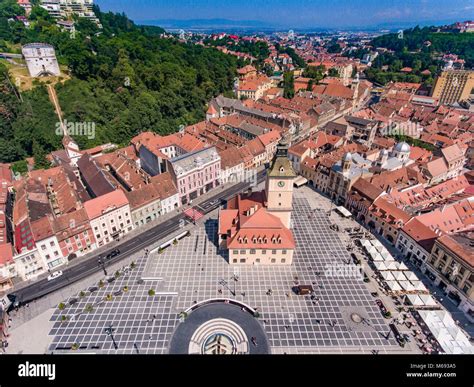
(167, 147, 221, 205)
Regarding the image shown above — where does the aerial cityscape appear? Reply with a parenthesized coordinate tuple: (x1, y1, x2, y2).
(0, 0, 473, 383)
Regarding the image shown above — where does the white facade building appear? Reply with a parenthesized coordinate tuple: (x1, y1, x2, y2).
(84, 190, 134, 247)
(22, 43, 60, 77)
(36, 235, 66, 270)
(13, 248, 45, 281)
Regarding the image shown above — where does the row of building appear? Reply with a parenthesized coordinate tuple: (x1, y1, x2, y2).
(282, 83, 473, 321)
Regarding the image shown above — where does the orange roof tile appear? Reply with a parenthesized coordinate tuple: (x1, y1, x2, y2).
(84, 190, 129, 220)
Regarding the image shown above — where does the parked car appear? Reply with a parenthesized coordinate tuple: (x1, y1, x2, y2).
(47, 270, 63, 281)
(106, 249, 120, 259)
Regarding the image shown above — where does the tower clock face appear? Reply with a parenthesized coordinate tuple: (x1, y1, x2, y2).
(278, 181, 285, 187)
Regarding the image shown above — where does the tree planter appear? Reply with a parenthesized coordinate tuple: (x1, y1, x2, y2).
(123, 286, 129, 293)
(148, 289, 156, 297)
(106, 294, 113, 301)
(71, 343, 79, 351)
(98, 280, 105, 288)
(58, 302, 66, 311)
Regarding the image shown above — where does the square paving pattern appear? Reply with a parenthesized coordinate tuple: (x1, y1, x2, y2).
(48, 189, 405, 354)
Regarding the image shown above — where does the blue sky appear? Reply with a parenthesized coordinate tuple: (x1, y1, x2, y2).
(95, 0, 474, 28)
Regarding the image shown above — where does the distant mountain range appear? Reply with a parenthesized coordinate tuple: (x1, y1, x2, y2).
(136, 18, 274, 31)
(135, 17, 464, 33)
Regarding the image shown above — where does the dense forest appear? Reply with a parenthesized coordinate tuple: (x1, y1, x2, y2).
(0, 1, 237, 164)
(361, 26, 474, 86)
(371, 26, 474, 68)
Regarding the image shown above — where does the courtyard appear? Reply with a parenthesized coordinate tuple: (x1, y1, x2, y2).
(47, 187, 415, 354)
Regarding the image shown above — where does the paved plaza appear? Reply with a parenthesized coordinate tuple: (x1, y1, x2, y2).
(46, 187, 414, 354)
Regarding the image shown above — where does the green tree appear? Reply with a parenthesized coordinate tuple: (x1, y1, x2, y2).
(283, 71, 294, 99)
(32, 141, 50, 170)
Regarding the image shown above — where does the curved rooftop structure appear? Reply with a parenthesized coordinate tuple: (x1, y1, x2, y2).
(395, 142, 411, 153)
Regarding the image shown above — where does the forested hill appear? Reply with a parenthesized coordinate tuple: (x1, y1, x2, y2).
(0, 1, 237, 164)
(370, 26, 474, 68)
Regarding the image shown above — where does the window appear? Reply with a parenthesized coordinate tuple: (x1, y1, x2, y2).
(233, 250, 239, 255)
(272, 250, 276, 254)
(250, 249, 256, 254)
(262, 250, 266, 255)
(233, 259, 238, 263)
(240, 258, 246, 263)
(271, 258, 276, 263)
(256, 258, 260, 263)
(281, 259, 286, 263)
(282, 250, 287, 255)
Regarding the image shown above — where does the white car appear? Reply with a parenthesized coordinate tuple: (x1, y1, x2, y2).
(47, 270, 63, 281)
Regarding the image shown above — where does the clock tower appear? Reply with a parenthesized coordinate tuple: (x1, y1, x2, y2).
(265, 138, 297, 229)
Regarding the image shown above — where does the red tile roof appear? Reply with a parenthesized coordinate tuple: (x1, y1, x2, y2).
(84, 190, 129, 220)
(402, 218, 438, 252)
(0, 243, 13, 266)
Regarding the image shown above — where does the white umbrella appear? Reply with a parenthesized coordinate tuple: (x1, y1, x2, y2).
(406, 294, 423, 306)
(379, 249, 391, 259)
(411, 281, 428, 292)
(392, 271, 407, 281)
(399, 280, 416, 291)
(398, 262, 409, 271)
(361, 239, 371, 248)
(381, 271, 396, 281)
(366, 245, 377, 255)
(386, 280, 402, 292)
(405, 271, 419, 281)
(372, 239, 384, 252)
(372, 253, 384, 261)
(374, 261, 388, 271)
(385, 261, 399, 270)
(419, 294, 437, 306)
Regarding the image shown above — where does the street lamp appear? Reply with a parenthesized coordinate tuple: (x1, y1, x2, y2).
(104, 324, 118, 350)
(98, 258, 108, 276)
(133, 343, 140, 354)
(231, 274, 239, 296)
(218, 279, 235, 296)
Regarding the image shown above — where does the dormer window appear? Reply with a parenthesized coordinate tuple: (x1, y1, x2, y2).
(279, 167, 284, 173)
